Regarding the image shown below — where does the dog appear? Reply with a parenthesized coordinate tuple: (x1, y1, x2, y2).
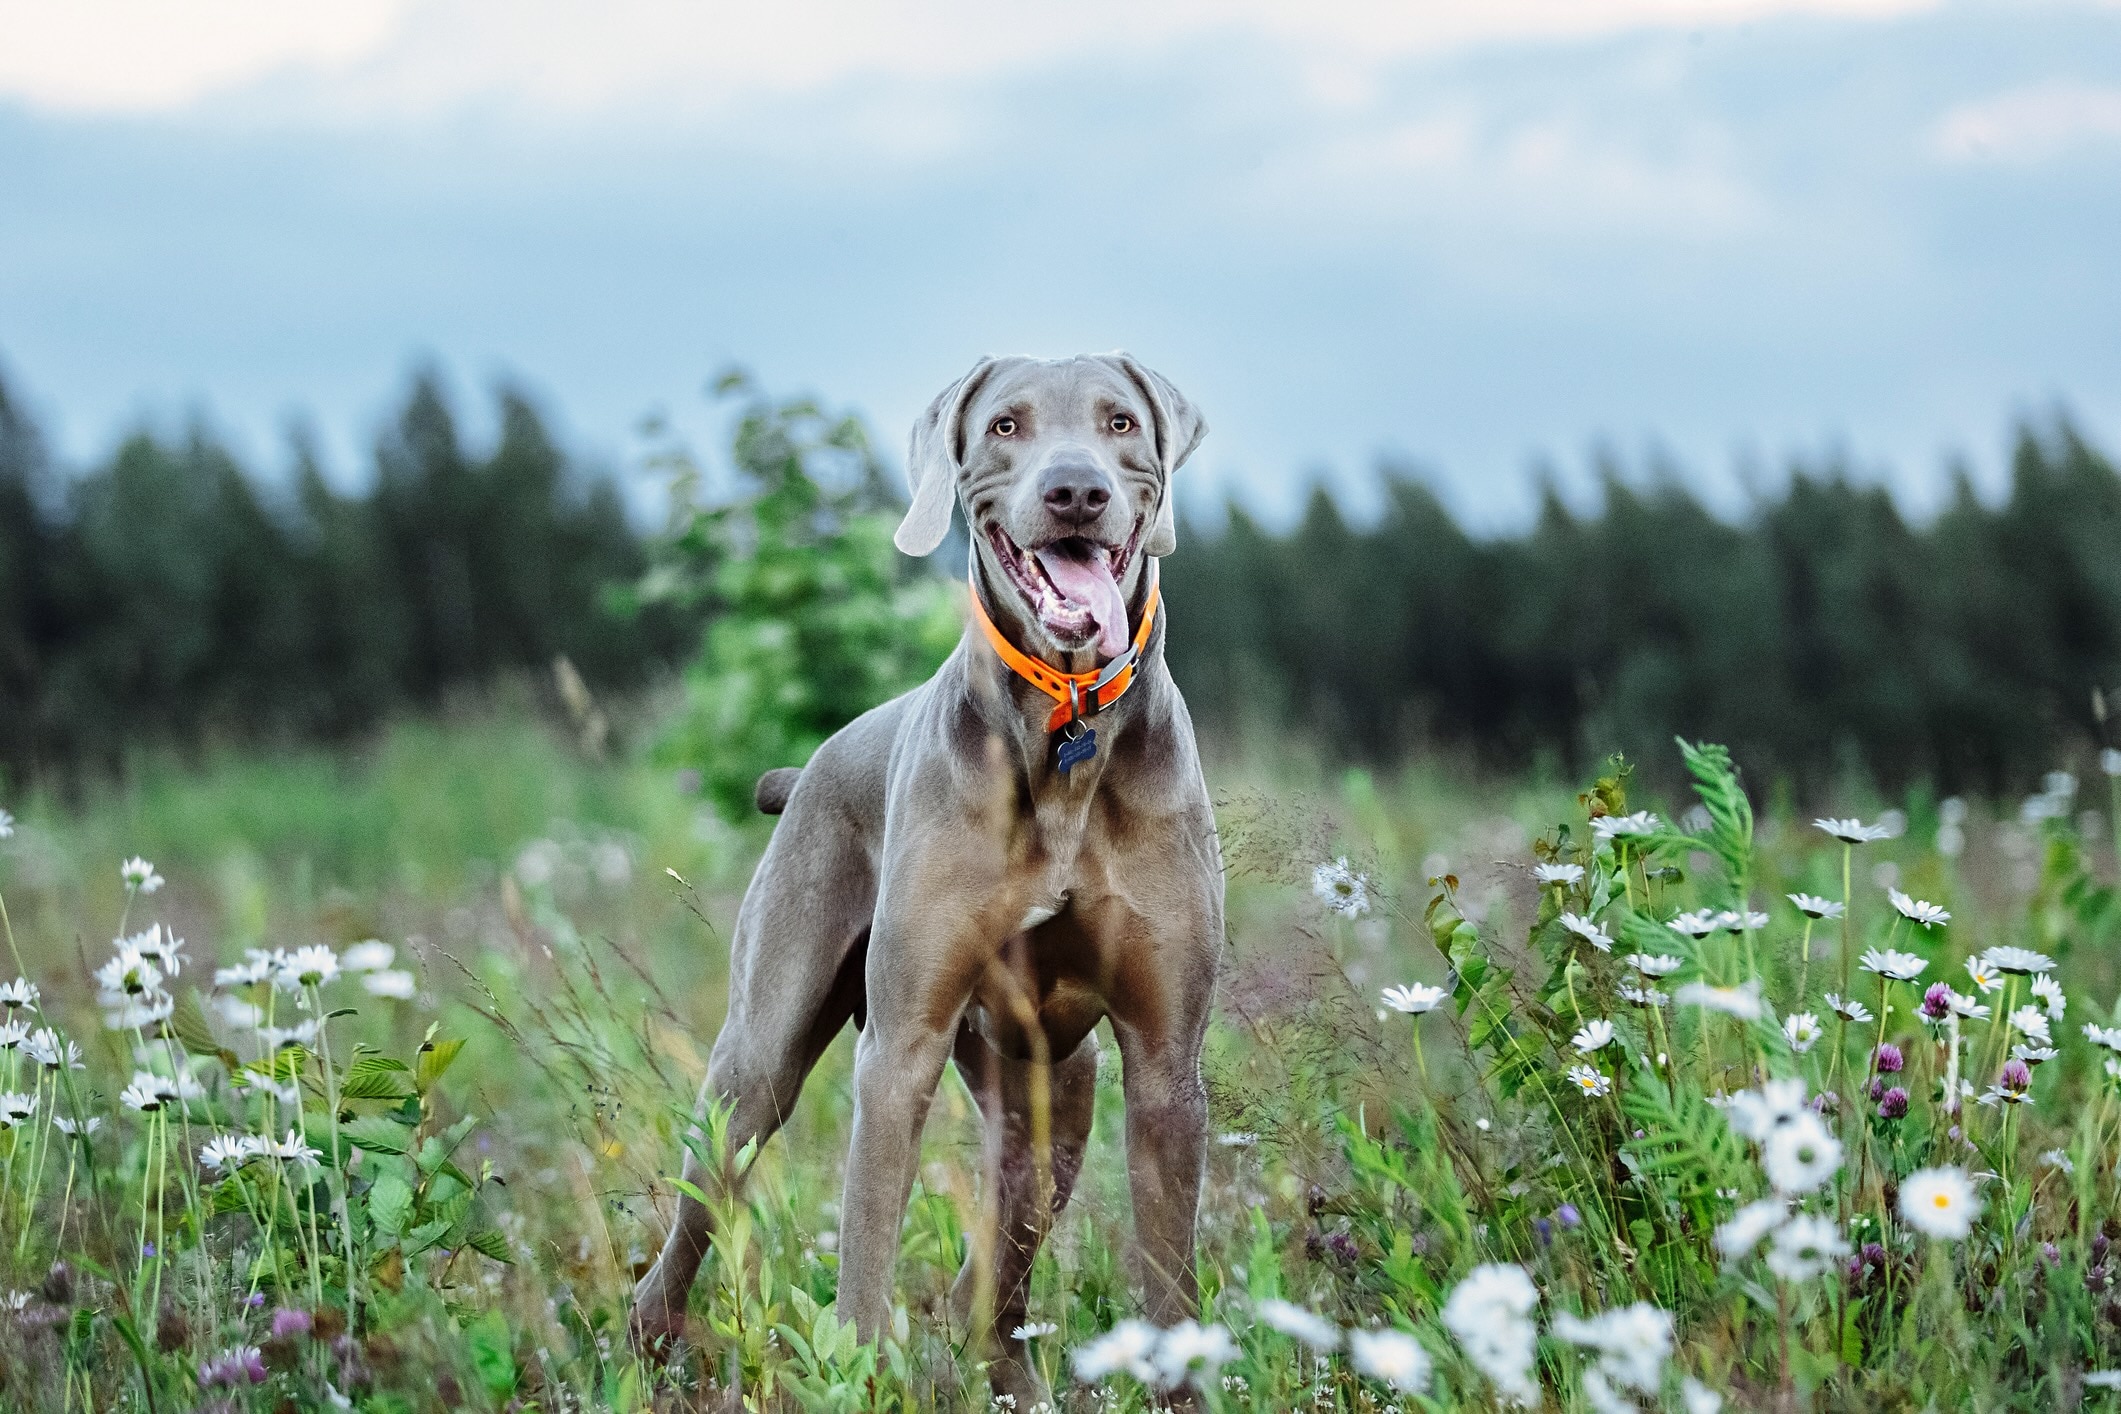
(630, 353, 1223, 1407)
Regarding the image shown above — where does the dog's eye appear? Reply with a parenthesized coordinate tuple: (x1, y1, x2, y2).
(1109, 414, 1135, 434)
(990, 416, 1017, 438)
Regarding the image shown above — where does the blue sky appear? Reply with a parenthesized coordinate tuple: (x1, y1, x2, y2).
(1, 0, 2117, 528)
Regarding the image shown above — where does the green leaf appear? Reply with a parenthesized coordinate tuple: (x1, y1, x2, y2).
(1676, 737, 1754, 899)
(339, 1114, 415, 1155)
(368, 1173, 415, 1237)
(1620, 1070, 1749, 1204)
(340, 1057, 417, 1100)
(464, 1307, 518, 1397)
(464, 1227, 515, 1264)
(416, 1037, 466, 1092)
(170, 988, 239, 1069)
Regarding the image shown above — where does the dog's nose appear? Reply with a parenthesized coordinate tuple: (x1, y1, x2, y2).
(1039, 460, 1113, 526)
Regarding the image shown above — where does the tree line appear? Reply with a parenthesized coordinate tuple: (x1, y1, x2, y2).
(3, 357, 2116, 796)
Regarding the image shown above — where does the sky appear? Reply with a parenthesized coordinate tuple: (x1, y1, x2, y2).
(1, 0, 2117, 529)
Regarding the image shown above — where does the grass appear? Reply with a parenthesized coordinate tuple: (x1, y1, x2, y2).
(3, 708, 2121, 1411)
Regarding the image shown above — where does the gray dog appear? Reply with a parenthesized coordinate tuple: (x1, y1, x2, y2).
(631, 353, 1223, 1406)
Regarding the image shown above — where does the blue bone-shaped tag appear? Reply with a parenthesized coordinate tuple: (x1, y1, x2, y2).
(1056, 728, 1098, 775)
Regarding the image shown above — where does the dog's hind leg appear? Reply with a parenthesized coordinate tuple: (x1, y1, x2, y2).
(949, 1026, 1100, 1408)
(629, 829, 874, 1360)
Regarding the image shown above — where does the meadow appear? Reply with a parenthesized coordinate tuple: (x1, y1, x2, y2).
(4, 705, 2121, 1412)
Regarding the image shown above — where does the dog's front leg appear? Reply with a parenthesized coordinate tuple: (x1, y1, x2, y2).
(1111, 1011, 1210, 1326)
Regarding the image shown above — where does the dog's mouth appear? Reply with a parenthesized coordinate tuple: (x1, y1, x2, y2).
(986, 525, 1139, 661)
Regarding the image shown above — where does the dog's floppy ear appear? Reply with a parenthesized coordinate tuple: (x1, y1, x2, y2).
(896, 356, 999, 557)
(1105, 352, 1206, 558)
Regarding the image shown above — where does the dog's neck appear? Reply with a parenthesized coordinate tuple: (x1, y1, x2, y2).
(964, 548, 1163, 765)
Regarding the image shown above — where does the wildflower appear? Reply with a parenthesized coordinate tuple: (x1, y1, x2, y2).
(199, 1135, 257, 1173)
(0, 808, 11, 839)
(278, 944, 340, 990)
(0, 1019, 25, 1051)
(1592, 811, 1660, 842)
(2031, 974, 2067, 1020)
(199, 1345, 269, 1388)
(259, 1021, 319, 1051)
(1815, 817, 1891, 844)
(2039, 1149, 2075, 1174)
(1948, 992, 1991, 1022)
(1860, 949, 1927, 982)
(1716, 909, 1770, 932)
(1071, 1319, 1159, 1383)
(1556, 1202, 1582, 1229)
(363, 969, 417, 1000)
(0, 1092, 36, 1127)
(1766, 1214, 1850, 1281)
(1550, 1302, 1673, 1394)
(1571, 1020, 1616, 1053)
(1787, 893, 1844, 920)
(1783, 1013, 1822, 1053)
(1683, 1377, 1727, 1414)
(2009, 1006, 2051, 1045)
(1887, 890, 1949, 928)
(1761, 1112, 1843, 1195)
(1152, 1321, 1238, 1391)
(0, 977, 37, 1010)
(94, 948, 163, 998)
(1874, 1043, 1904, 1074)
(120, 857, 164, 894)
(1216, 1132, 1258, 1147)
(1345, 1327, 1428, 1392)
(2104, 749, 2121, 778)
(214, 952, 279, 989)
(1312, 858, 1370, 917)
(1440, 1264, 1540, 1406)
(1725, 1078, 1808, 1140)
(1899, 1166, 1981, 1239)
(1824, 992, 1874, 1024)
(1675, 979, 1764, 1020)
(2091, 1371, 2121, 1390)
(1982, 945, 2055, 977)
(1876, 1087, 1910, 1120)
(1667, 910, 1721, 939)
(1921, 983, 1955, 1023)
(2083, 1023, 2121, 1052)
(1559, 913, 1614, 952)
(266, 1130, 323, 1166)
(342, 940, 395, 972)
(129, 924, 186, 975)
(1010, 1320, 1057, 1342)
(54, 1116, 101, 1138)
(119, 1078, 164, 1112)
(1626, 953, 1683, 977)
(1533, 863, 1585, 887)
(1381, 983, 1446, 1015)
(101, 994, 174, 1032)
(1565, 1065, 1612, 1098)
(1255, 1299, 1340, 1349)
(1981, 1058, 2035, 1108)
(2012, 1044, 2059, 1066)
(1619, 984, 1668, 1007)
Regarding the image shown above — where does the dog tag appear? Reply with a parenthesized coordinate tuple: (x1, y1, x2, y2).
(1056, 727, 1098, 774)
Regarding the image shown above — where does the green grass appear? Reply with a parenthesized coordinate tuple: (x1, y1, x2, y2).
(4, 710, 2121, 1411)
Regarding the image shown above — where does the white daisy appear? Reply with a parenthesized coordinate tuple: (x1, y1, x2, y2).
(1725, 1078, 1809, 1141)
(0, 977, 37, 1010)
(1714, 1198, 1787, 1257)
(1963, 957, 2002, 994)
(1152, 1321, 1239, 1388)
(1982, 945, 2055, 977)
(363, 970, 417, 1000)
(2030, 974, 2066, 1020)
(120, 1078, 164, 1112)
(1626, 954, 1683, 977)
(1571, 1019, 1617, 1053)
(1440, 1264, 1540, 1406)
(1814, 818, 1891, 844)
(1683, 1377, 1727, 1414)
(1675, 979, 1765, 1020)
(1898, 1166, 1980, 1239)
(1666, 910, 1721, 939)
(1824, 992, 1874, 1024)
(1255, 1299, 1340, 1350)
(1716, 910, 1771, 933)
(1381, 983, 1446, 1015)
(278, 944, 340, 990)
(1765, 1213, 1849, 1282)
(1559, 913, 1614, 952)
(1761, 1112, 1842, 1195)
(1948, 992, 1992, 1022)
(0, 1019, 25, 1051)
(120, 856, 164, 894)
(1549, 1303, 1672, 1394)
(199, 1134, 257, 1173)
(214, 952, 279, 989)
(1782, 1012, 1823, 1053)
(1787, 894, 1844, 920)
(1619, 984, 1668, 1008)
(1348, 1327, 1429, 1393)
(1565, 1064, 1612, 1098)
(2082, 1023, 2121, 1053)
(0, 1092, 36, 1126)
(341, 940, 396, 973)
(1533, 863, 1585, 887)
(265, 1130, 323, 1166)
(1011, 1321, 1058, 1341)
(2012, 1044, 2060, 1065)
(1072, 1320, 1159, 1384)
(54, 1115, 102, 1138)
(1312, 858, 1371, 918)
(1859, 949, 1927, 982)
(94, 948, 163, 998)
(0, 808, 12, 839)
(1887, 890, 1949, 928)
(1592, 812, 1661, 842)
(2012, 1007, 2052, 1045)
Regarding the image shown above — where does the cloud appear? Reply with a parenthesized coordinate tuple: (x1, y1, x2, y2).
(0, 0, 1938, 120)
(1931, 80, 2121, 163)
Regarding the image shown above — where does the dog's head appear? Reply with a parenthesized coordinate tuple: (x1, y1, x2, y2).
(896, 353, 1206, 662)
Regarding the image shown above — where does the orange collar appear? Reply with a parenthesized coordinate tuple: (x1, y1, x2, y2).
(969, 559, 1161, 733)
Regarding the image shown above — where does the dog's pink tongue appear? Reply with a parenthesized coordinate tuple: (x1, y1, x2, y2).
(1035, 545, 1130, 660)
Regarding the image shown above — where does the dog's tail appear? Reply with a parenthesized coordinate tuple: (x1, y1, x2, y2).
(754, 767, 803, 815)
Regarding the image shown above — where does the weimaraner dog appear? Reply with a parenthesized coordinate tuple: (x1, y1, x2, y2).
(630, 353, 1223, 1406)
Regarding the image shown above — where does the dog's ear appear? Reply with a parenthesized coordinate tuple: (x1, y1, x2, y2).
(1104, 352, 1206, 557)
(896, 356, 999, 557)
